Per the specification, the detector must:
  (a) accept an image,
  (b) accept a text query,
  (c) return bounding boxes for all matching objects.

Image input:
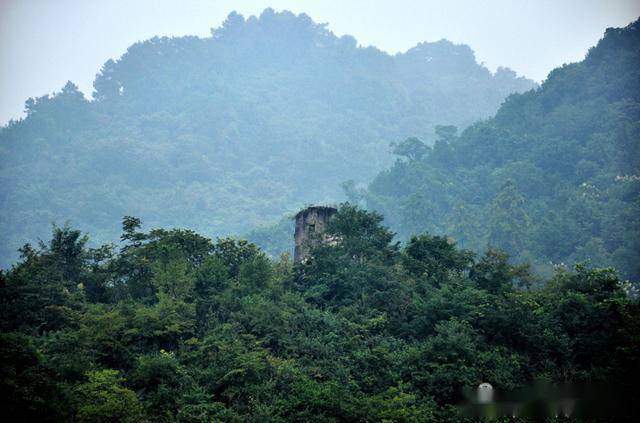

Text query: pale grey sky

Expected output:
[1,0,639,125]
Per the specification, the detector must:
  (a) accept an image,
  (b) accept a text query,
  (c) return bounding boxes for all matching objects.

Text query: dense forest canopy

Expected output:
[2,9,639,421]
[0,8,535,268]
[359,19,640,281]
[1,205,638,421]
[254,18,640,281]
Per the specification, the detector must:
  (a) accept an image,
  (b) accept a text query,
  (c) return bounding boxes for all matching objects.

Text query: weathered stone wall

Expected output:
[294,206,337,262]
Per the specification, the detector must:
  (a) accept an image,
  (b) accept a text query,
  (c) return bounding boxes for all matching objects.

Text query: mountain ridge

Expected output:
[0,9,536,267]
[361,17,640,280]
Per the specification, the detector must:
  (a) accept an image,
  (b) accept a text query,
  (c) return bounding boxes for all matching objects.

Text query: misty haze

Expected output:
[1,1,639,421]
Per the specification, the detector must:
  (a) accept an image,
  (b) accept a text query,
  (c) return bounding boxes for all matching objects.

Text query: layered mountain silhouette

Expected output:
[0,9,535,266]
[360,18,640,280]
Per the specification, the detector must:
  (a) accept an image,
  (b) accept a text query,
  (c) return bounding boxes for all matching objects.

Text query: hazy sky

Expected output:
[1,0,639,125]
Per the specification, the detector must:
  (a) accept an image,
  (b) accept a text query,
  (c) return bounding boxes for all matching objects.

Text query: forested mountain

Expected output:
[2,206,638,421]
[352,18,640,280]
[0,9,535,268]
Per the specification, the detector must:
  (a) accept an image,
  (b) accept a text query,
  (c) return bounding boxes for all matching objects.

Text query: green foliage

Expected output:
[130,351,189,420]
[0,9,535,268]
[1,205,638,420]
[403,234,474,283]
[0,333,62,421]
[364,18,640,280]
[413,318,482,402]
[488,179,529,256]
[73,369,144,422]
[1,16,638,421]
[470,249,533,294]
[392,137,431,161]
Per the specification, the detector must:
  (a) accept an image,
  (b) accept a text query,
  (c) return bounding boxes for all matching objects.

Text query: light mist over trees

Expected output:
[1,7,639,422]
[0,9,535,268]
[362,19,640,281]
[253,18,640,282]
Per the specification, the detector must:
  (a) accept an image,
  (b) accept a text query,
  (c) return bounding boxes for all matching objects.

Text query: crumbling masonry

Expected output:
[294,206,337,262]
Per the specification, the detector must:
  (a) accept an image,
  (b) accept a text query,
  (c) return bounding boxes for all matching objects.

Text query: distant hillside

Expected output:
[0,9,535,267]
[360,19,640,280]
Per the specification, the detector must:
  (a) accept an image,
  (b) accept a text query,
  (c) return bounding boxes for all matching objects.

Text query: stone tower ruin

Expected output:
[294,205,337,262]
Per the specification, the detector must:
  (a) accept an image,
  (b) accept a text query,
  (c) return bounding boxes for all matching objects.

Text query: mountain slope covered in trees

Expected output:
[2,206,638,421]
[355,18,640,280]
[0,9,535,268]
